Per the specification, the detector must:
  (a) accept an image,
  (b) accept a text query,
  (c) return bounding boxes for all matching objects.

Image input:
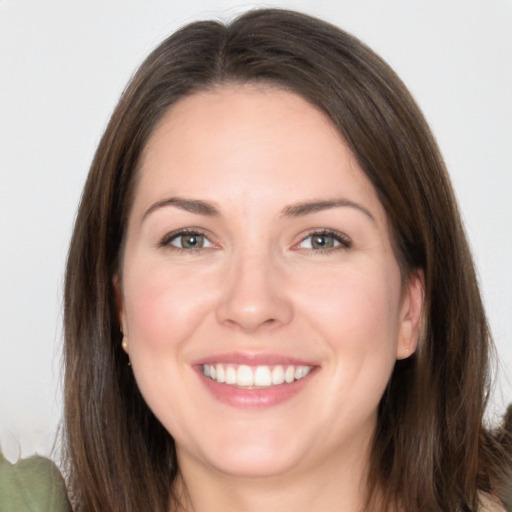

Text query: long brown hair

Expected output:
[63,9,511,511]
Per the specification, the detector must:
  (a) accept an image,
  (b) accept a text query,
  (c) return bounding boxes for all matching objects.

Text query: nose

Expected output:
[215,250,294,333]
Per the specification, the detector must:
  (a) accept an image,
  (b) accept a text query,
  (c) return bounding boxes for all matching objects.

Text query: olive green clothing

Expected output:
[0,452,70,512]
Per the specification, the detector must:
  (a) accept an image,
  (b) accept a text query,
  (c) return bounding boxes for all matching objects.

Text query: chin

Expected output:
[178,424,307,479]
[206,450,299,479]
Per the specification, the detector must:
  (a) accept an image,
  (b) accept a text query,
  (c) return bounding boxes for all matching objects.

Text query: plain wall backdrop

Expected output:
[1,0,511,463]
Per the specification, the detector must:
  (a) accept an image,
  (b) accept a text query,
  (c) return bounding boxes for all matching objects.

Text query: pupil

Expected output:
[312,235,332,249]
[183,235,202,248]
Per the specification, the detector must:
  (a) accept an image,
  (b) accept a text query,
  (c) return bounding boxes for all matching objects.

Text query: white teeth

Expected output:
[216,364,225,383]
[225,365,237,384]
[271,365,285,385]
[285,365,295,383]
[295,366,307,380]
[237,365,254,386]
[254,366,272,387]
[202,363,313,387]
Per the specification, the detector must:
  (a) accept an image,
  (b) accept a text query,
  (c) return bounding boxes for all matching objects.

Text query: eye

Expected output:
[297,230,351,251]
[161,230,214,250]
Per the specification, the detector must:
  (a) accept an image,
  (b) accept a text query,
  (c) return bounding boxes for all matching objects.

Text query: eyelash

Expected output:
[158,228,352,253]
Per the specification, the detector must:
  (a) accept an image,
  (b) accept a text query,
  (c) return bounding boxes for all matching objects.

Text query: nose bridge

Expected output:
[216,243,293,332]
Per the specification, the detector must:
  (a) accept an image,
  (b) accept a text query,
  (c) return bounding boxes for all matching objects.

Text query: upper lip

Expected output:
[191,351,319,367]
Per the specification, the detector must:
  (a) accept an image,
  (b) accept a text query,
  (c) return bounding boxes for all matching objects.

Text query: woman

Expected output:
[63,8,512,512]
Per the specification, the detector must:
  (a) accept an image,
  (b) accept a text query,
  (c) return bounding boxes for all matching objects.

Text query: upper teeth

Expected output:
[202,364,312,387]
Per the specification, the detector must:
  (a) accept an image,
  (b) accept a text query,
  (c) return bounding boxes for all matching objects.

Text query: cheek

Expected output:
[316,266,402,411]
[122,261,214,356]
[120,262,210,434]
[303,264,402,351]
[298,260,402,407]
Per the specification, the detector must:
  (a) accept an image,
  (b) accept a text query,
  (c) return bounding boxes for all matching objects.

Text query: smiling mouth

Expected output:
[202,363,313,388]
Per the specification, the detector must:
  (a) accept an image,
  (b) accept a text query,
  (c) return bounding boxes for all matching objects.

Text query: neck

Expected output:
[174,440,373,512]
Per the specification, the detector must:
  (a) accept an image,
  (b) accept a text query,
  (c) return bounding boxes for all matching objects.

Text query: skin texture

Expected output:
[116,85,424,512]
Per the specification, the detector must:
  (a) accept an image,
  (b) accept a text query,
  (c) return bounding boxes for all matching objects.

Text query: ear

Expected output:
[396,269,425,360]
[113,274,128,341]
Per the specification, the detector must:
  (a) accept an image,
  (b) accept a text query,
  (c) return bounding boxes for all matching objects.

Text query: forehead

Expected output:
[134,84,386,225]
[142,84,348,169]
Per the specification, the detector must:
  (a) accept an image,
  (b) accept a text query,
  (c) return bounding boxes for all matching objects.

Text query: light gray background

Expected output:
[1,0,511,463]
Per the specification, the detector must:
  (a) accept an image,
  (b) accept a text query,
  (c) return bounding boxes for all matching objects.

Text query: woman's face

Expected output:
[116,85,423,480]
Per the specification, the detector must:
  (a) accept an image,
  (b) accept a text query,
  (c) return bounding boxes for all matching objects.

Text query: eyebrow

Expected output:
[142,197,220,220]
[281,199,375,222]
[142,196,375,223]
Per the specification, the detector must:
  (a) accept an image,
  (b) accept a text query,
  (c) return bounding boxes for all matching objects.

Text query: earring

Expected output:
[121,337,131,366]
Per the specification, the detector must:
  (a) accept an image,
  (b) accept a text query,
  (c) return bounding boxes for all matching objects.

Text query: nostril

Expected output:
[221,314,279,333]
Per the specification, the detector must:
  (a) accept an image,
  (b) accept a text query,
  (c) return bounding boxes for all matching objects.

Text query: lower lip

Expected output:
[196,368,316,408]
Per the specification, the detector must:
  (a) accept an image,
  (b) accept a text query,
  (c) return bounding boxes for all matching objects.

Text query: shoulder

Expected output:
[0,452,71,512]
[478,492,507,512]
